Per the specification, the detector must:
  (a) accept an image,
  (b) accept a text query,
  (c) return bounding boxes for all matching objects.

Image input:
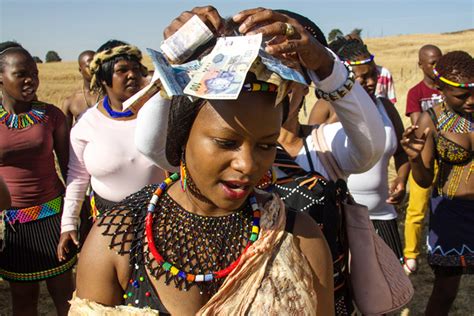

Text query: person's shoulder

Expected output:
[408,81,424,93]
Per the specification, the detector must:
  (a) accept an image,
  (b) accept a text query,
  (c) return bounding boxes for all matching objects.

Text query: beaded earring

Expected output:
[180,151,187,192]
[256,167,277,190]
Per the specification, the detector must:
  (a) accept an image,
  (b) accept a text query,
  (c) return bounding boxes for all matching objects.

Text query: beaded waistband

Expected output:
[3,196,62,225]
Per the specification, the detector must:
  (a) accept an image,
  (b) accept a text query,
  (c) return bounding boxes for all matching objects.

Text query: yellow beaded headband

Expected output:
[343,54,375,66]
[433,66,474,88]
[89,45,143,91]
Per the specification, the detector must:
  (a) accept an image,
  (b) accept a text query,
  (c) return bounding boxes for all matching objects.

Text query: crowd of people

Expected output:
[0,5,473,316]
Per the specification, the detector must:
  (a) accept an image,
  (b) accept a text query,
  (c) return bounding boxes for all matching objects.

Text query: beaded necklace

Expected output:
[438,104,473,133]
[0,102,46,129]
[145,173,261,288]
[103,95,134,118]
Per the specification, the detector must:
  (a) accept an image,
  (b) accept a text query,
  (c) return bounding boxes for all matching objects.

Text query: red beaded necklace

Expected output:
[145,173,261,283]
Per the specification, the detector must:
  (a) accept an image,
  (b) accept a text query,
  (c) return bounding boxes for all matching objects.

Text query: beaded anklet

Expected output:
[145,173,261,283]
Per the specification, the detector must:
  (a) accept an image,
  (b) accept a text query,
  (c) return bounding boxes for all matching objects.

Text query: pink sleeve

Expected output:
[61,119,91,233]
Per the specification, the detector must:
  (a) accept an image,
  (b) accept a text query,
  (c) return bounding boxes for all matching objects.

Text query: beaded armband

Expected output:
[314,63,355,102]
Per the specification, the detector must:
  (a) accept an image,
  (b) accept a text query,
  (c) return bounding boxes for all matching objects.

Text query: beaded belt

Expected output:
[3,196,62,225]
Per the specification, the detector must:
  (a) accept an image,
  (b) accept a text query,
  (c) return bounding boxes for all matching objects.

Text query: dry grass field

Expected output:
[1,30,473,315]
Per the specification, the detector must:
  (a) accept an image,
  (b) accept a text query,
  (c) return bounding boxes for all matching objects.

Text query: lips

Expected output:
[220,180,251,200]
[22,87,36,96]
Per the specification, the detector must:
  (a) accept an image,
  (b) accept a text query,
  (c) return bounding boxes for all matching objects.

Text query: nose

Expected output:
[231,145,259,177]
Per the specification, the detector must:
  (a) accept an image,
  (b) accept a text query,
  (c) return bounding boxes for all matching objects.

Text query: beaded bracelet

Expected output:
[314,62,355,102]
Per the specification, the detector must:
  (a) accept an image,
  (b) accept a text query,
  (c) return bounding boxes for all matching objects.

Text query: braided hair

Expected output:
[94,39,145,93]
[275,10,328,47]
[329,37,371,61]
[435,51,474,87]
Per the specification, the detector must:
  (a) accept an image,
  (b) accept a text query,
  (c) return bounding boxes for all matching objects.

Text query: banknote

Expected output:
[183,34,263,99]
[147,48,184,96]
[160,15,214,63]
[258,49,307,85]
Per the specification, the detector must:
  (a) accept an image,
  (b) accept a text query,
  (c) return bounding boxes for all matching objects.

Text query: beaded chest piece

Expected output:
[144,173,261,294]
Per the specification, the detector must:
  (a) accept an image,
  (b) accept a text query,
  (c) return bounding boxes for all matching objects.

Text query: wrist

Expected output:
[312,51,334,80]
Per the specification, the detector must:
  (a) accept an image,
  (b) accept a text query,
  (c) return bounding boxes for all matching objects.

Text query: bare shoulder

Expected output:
[76,213,132,306]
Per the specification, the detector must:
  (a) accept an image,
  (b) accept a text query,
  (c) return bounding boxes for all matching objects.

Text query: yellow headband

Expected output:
[89,45,143,91]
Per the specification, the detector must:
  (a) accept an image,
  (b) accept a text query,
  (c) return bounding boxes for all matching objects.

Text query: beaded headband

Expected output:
[343,54,375,66]
[241,82,278,93]
[89,44,143,92]
[432,67,474,88]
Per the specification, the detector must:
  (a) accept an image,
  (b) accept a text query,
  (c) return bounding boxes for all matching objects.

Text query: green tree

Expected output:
[45,50,61,63]
[32,56,43,63]
[328,28,343,43]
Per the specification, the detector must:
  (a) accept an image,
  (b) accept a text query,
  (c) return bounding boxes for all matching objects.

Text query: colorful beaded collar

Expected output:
[343,54,375,66]
[433,67,474,88]
[0,102,46,129]
[145,173,261,283]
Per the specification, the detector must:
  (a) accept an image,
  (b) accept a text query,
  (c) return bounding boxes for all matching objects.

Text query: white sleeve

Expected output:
[61,122,91,233]
[134,93,178,172]
[307,58,385,176]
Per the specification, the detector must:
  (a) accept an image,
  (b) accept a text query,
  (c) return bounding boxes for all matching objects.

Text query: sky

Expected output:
[1,0,473,61]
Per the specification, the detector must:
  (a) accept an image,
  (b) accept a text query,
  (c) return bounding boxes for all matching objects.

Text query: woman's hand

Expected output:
[163,6,224,39]
[233,8,334,79]
[400,125,430,161]
[386,177,406,205]
[57,230,79,261]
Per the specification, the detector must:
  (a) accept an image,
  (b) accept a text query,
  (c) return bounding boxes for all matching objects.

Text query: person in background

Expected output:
[403,44,443,274]
[401,50,473,316]
[61,50,98,128]
[312,37,409,261]
[0,43,75,316]
[57,40,165,262]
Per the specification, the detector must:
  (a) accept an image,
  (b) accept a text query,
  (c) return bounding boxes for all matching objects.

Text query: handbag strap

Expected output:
[303,138,315,173]
[311,124,346,182]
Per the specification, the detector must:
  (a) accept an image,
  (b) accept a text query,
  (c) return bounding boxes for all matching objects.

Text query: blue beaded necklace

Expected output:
[103,95,134,118]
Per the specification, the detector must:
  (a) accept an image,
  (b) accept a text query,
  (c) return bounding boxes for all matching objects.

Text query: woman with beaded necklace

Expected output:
[0,44,75,316]
[70,6,342,316]
[401,51,474,315]
[57,40,165,262]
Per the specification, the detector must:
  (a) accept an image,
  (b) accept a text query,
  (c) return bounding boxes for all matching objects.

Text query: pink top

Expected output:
[62,105,164,232]
[0,104,65,208]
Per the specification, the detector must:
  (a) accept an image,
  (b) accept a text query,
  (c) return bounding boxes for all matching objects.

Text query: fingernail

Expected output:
[265,46,274,54]
[233,14,242,21]
[238,23,247,33]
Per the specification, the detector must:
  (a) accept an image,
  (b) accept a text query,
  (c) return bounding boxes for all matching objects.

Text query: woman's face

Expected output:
[185,92,282,211]
[441,83,474,114]
[0,51,39,104]
[103,59,143,102]
[352,61,378,97]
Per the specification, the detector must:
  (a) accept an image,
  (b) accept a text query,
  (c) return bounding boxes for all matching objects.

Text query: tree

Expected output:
[45,51,61,63]
[32,56,43,63]
[327,28,343,43]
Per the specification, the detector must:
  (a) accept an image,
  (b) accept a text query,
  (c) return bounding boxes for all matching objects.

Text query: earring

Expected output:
[180,152,187,192]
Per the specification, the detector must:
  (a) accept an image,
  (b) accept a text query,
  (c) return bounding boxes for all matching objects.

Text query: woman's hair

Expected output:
[329,37,371,61]
[95,39,143,89]
[275,10,328,47]
[0,41,28,72]
[435,51,474,86]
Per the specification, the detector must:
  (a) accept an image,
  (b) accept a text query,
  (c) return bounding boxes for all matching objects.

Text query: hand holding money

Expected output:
[233,8,334,80]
